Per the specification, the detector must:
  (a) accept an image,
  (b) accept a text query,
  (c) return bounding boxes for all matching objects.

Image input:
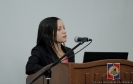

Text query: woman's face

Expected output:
[56,19,67,43]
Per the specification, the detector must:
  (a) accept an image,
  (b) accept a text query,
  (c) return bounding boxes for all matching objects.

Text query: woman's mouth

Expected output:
[63,35,67,38]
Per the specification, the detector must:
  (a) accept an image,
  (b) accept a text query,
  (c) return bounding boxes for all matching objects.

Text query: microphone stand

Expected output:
[27,41,85,84]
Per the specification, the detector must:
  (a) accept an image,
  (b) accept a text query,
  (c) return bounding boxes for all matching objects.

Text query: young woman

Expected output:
[26,17,75,75]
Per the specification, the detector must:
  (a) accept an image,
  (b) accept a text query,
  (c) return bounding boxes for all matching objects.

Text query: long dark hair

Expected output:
[37,16,60,48]
[37,17,61,60]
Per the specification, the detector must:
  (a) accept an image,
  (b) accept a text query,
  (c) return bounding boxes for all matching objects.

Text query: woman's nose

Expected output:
[62,29,66,34]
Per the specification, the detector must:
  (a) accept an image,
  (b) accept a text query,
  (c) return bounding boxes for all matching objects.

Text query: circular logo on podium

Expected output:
[109,66,119,76]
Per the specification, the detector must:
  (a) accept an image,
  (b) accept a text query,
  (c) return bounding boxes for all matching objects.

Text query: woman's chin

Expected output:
[58,39,67,43]
[63,39,67,42]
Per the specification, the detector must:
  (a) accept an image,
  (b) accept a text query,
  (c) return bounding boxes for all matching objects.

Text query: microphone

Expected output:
[74,36,92,42]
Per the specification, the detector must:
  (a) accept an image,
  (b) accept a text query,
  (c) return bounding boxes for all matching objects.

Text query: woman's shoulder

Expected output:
[31,45,43,50]
[61,45,71,51]
[62,45,74,53]
[31,45,48,52]
[65,46,71,50]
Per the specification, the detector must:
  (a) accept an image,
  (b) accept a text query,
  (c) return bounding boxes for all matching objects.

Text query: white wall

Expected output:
[0,0,133,84]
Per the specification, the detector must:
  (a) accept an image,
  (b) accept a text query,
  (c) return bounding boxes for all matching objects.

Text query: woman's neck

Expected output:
[54,43,62,52]
[54,43,67,62]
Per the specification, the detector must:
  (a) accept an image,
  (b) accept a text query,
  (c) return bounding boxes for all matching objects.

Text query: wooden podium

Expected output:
[26,59,133,84]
